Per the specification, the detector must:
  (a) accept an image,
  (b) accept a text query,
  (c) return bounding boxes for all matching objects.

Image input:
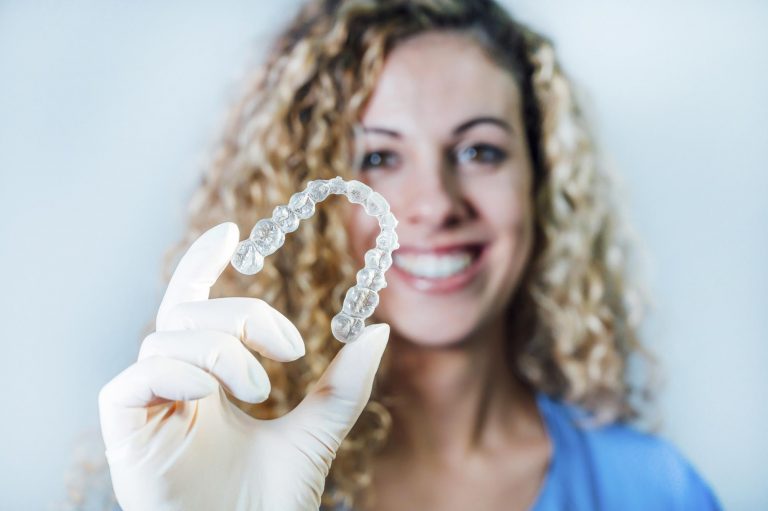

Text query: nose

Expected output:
[399,157,470,229]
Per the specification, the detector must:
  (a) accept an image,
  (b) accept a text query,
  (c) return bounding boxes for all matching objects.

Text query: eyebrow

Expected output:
[361,116,513,139]
[453,116,512,135]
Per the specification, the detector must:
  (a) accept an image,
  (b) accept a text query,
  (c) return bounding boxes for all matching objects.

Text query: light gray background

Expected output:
[0,1,765,509]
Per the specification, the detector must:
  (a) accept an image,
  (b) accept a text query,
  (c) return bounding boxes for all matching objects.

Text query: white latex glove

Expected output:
[98,222,390,511]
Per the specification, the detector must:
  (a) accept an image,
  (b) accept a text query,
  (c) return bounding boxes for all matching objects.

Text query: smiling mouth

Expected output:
[392,244,485,280]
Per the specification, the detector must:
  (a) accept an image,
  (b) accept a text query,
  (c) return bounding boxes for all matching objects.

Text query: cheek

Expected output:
[344,175,403,258]
[472,174,532,232]
[357,174,404,218]
[345,205,380,260]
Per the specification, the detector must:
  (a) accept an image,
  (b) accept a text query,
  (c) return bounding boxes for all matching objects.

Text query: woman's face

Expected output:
[347,30,535,347]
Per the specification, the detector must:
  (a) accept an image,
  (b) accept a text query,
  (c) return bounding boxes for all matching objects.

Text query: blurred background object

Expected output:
[0,1,765,509]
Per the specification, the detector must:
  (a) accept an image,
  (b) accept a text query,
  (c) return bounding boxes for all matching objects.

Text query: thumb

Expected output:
[287,323,390,450]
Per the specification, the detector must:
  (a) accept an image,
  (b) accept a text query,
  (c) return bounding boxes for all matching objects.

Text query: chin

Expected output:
[375,307,483,349]
[400,332,470,348]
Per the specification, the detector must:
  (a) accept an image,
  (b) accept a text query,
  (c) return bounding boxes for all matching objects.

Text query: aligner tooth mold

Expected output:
[231,177,398,343]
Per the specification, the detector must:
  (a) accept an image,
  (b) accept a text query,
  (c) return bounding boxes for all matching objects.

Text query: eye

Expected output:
[455,144,507,166]
[360,150,399,171]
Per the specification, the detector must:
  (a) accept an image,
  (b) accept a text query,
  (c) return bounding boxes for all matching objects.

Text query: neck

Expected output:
[379,318,541,467]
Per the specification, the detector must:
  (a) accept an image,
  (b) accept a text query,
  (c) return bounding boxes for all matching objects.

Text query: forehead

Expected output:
[361,31,522,134]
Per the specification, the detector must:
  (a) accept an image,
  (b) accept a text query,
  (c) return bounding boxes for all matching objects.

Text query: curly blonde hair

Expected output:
[119,0,654,509]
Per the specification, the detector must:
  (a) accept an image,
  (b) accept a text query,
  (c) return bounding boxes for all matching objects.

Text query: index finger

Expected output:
[156,222,240,330]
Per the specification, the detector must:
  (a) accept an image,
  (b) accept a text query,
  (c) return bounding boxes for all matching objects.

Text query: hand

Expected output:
[98,222,390,510]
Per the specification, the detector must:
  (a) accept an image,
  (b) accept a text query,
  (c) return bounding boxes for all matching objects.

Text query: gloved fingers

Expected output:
[286,323,389,449]
[158,296,305,361]
[98,356,218,447]
[138,329,270,405]
[156,222,240,331]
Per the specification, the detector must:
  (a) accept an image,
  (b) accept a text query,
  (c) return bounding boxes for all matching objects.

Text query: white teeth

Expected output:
[393,250,475,279]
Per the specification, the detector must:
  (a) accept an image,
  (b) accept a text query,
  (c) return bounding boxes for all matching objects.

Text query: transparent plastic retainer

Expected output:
[230,177,398,343]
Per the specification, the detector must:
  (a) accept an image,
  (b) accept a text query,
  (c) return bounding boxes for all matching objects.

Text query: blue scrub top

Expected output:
[326,392,722,511]
[531,392,722,510]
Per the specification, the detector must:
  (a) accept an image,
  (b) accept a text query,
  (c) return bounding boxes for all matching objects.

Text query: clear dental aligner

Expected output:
[230,176,399,343]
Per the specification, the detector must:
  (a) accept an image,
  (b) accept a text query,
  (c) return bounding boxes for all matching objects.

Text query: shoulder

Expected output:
[537,394,723,510]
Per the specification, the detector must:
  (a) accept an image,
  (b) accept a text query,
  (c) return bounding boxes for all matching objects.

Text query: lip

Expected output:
[390,243,488,294]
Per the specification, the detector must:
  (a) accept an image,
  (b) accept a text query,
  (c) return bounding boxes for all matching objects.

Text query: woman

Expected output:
[97,0,722,509]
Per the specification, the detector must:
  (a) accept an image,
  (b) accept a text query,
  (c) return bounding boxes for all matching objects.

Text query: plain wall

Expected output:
[0,1,765,509]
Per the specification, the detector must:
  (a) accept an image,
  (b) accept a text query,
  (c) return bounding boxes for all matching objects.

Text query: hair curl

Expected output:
[70,1,657,509]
